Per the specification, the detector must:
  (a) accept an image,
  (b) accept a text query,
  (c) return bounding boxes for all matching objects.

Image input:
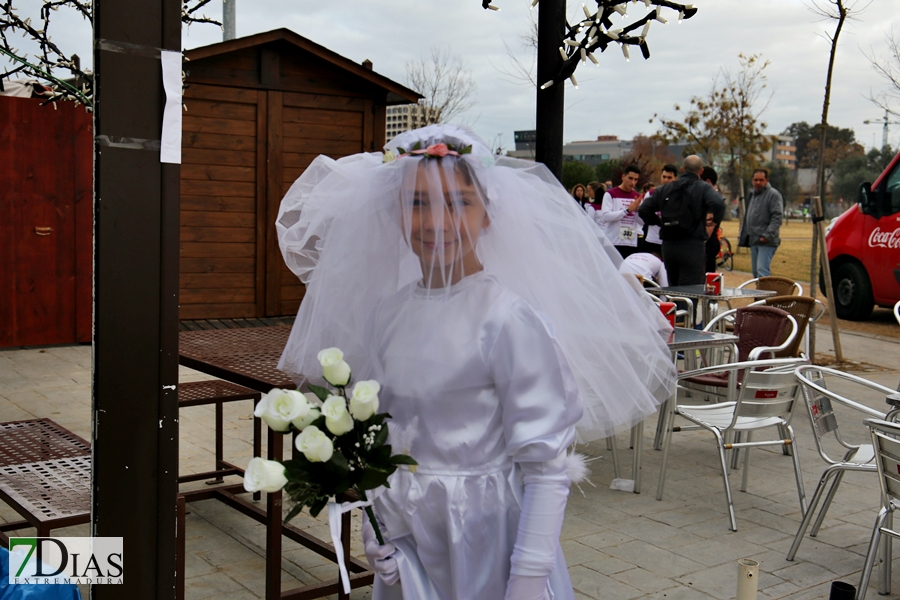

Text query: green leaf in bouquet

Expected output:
[358,465,392,491]
[284,458,312,479]
[309,495,330,518]
[306,383,330,402]
[412,141,422,151]
[460,145,473,155]
[389,454,418,466]
[326,451,351,476]
[396,147,406,155]
[284,503,306,524]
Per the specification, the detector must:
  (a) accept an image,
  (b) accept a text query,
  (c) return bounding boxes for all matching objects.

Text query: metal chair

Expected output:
[652,306,798,452]
[857,418,900,599]
[738,275,803,297]
[750,296,826,359]
[786,366,896,561]
[656,357,807,531]
[682,306,799,395]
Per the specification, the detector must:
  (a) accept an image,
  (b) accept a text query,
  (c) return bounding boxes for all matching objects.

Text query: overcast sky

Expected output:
[9,0,900,152]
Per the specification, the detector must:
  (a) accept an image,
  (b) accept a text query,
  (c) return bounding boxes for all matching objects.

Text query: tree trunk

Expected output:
[810,0,847,360]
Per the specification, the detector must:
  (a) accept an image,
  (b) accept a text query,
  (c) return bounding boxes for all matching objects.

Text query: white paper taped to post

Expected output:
[160,50,183,164]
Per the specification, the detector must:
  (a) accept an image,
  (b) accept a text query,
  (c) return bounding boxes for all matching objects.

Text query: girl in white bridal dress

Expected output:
[276,124,674,600]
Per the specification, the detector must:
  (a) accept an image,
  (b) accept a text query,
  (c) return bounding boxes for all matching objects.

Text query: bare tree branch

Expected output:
[0,0,220,106]
[405,48,477,124]
[864,27,900,117]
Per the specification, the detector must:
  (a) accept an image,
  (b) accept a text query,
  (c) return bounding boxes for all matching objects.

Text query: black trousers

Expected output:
[662,239,706,286]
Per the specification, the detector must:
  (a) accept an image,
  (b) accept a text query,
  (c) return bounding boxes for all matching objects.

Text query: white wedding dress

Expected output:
[365,271,581,600]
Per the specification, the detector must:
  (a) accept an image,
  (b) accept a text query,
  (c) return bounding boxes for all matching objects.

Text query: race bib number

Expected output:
[619,225,636,243]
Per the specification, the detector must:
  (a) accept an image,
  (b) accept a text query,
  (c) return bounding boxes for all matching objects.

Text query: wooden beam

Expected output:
[92,0,181,597]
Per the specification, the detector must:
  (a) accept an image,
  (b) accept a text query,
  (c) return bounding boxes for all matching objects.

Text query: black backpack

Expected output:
[659,179,699,239]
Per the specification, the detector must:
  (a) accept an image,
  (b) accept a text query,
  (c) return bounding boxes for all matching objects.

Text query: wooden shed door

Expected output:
[265,91,372,316]
[0,97,92,347]
[180,85,266,320]
[180,86,376,319]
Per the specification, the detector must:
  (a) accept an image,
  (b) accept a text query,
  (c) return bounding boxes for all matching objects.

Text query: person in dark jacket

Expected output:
[702,166,724,272]
[639,155,725,285]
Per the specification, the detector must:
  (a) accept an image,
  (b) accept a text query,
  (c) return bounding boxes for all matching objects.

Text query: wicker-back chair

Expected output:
[681,306,797,393]
[753,296,825,358]
[739,275,802,297]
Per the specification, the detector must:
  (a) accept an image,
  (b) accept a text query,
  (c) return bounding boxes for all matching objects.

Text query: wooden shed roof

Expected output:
[185,28,421,105]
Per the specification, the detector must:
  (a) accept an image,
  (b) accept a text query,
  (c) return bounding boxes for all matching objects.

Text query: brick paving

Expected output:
[1,324,899,599]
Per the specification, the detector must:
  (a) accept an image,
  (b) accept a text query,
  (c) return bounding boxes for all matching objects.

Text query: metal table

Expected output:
[179,325,297,391]
[179,326,373,600]
[628,327,738,494]
[646,285,775,327]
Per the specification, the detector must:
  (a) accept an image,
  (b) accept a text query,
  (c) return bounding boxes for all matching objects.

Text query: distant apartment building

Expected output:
[386,104,442,142]
[506,132,687,165]
[766,134,797,169]
[563,135,633,166]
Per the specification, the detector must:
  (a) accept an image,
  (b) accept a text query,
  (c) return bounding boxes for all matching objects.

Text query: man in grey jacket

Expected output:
[739,169,783,277]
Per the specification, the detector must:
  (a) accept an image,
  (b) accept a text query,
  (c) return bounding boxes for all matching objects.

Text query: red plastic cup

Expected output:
[658,301,676,329]
[705,272,723,295]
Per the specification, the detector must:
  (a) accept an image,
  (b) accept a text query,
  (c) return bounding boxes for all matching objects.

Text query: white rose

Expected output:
[243,457,288,493]
[350,380,381,421]
[318,347,352,387]
[291,393,321,430]
[322,395,354,435]
[295,425,334,462]
[254,389,310,432]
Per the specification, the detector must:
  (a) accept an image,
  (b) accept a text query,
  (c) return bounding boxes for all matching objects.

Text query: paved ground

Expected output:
[1,323,899,599]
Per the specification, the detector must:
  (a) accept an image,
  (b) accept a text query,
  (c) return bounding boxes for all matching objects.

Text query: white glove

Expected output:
[362,513,400,586]
[505,454,570,600]
[504,574,549,600]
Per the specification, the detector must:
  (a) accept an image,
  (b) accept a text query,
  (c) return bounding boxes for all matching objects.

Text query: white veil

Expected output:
[276,124,674,441]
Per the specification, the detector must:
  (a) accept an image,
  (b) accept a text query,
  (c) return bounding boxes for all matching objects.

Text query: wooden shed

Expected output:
[180,29,420,320]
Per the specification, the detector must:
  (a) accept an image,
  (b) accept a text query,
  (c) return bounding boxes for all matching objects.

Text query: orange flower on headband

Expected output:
[392,140,473,160]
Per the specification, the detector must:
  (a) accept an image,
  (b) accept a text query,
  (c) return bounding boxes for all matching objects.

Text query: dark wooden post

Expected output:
[92,0,181,597]
[535,0,566,181]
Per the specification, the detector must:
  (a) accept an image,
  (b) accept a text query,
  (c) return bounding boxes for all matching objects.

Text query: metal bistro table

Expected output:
[179,326,374,600]
[629,327,738,494]
[646,285,775,328]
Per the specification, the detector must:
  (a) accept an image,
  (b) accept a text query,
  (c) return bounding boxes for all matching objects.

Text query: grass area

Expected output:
[719,219,818,285]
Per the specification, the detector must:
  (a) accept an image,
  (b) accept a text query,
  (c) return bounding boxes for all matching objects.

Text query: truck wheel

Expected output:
[831,262,874,321]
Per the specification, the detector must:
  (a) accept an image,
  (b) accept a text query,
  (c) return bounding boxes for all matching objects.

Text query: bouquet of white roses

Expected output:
[243,347,416,546]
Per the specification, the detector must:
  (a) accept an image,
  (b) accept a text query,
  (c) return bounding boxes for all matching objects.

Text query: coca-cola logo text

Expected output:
[868,227,900,249]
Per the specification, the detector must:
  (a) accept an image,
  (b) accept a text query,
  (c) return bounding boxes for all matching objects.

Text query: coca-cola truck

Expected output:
[824,150,900,320]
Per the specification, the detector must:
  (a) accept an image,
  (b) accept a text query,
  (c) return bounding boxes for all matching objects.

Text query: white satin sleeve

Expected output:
[483,298,578,588]
[484,297,582,463]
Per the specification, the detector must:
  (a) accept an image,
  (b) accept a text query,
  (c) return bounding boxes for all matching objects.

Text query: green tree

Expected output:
[831,145,896,202]
[782,121,857,166]
[831,154,878,203]
[562,160,595,192]
[594,160,622,186]
[868,145,897,171]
